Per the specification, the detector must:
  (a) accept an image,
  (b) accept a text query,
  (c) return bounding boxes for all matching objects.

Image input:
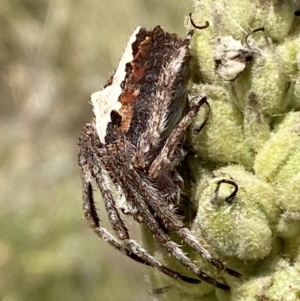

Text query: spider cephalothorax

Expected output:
[78,25,240,290]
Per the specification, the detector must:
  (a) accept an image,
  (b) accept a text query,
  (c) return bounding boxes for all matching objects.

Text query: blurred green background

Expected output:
[0,0,192,300]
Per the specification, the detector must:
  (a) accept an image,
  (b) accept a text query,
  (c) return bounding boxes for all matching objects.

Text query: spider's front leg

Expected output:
[148,96,208,178]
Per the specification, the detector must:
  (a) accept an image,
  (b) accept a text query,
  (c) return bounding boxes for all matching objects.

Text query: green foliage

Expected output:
[188,1,300,300]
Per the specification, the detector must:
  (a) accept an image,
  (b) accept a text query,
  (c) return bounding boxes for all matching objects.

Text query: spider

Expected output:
[78,24,240,290]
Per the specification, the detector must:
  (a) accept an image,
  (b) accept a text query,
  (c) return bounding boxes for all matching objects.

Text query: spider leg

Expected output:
[148,96,207,178]
[131,179,241,278]
[139,177,241,278]
[89,141,241,281]
[98,228,201,284]
[78,129,201,284]
[140,94,241,278]
[176,227,241,277]
[82,173,199,284]
[130,195,231,290]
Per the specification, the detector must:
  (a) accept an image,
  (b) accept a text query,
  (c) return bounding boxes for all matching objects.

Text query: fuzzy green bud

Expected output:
[254,112,300,181]
[189,84,254,168]
[192,166,273,261]
[232,260,300,301]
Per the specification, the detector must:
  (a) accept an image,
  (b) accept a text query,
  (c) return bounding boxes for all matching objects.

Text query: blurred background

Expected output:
[0,0,192,300]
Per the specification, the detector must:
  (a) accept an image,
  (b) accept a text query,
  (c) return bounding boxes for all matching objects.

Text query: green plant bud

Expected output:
[191,210,262,283]
[192,170,272,260]
[189,84,254,167]
[193,1,259,39]
[277,36,300,78]
[254,111,300,180]
[277,213,300,238]
[232,45,289,116]
[231,262,300,301]
[254,238,284,274]
[249,46,289,115]
[230,275,272,301]
[274,145,300,219]
[190,23,219,82]
[254,1,294,42]
[283,233,300,260]
[231,258,300,301]
[287,77,300,111]
[194,1,294,41]
[215,165,280,224]
[243,92,271,153]
[189,2,263,83]
[275,143,300,185]
[264,265,300,300]
[191,2,293,116]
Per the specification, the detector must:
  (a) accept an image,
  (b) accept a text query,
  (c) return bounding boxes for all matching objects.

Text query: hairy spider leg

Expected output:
[127,187,231,290]
[145,96,241,277]
[148,96,207,178]
[93,147,232,290]
[78,129,201,284]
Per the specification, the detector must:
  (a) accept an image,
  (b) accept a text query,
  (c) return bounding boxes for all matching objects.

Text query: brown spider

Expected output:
[78,25,240,290]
